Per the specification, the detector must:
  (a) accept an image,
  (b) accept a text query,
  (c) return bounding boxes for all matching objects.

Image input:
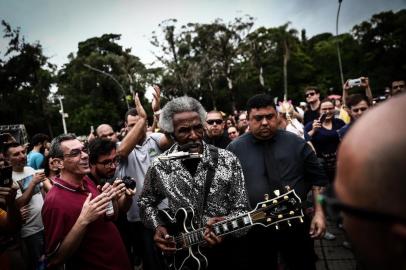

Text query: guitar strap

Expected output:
[202,145,219,212]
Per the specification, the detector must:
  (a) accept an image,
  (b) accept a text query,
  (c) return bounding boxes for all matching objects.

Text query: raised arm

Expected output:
[116,93,147,158]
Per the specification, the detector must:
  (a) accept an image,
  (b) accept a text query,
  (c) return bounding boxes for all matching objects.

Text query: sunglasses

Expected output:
[206,119,223,125]
[318,194,406,223]
[252,113,275,122]
[351,107,368,113]
[305,92,316,97]
[64,147,89,158]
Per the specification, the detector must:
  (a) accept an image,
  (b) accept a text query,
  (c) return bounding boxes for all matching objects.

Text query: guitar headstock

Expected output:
[249,187,304,230]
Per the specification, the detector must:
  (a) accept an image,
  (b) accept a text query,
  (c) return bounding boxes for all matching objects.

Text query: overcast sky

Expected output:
[1,0,405,69]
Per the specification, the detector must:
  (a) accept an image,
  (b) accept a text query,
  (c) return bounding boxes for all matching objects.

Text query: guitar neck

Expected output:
[181,212,254,247]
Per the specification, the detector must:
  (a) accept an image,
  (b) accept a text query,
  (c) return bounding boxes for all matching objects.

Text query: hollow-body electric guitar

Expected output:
[159,188,304,270]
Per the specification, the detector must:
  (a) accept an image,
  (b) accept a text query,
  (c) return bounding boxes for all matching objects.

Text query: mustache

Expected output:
[178,141,202,152]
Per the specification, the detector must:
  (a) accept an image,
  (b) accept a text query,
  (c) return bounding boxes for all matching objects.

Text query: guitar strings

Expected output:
[171,201,302,245]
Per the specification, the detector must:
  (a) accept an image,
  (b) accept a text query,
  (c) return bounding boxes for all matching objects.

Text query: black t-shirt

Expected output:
[303,106,320,125]
[203,133,231,149]
[227,130,328,206]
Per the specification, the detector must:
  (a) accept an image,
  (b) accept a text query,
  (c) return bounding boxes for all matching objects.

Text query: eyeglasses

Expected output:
[318,194,406,223]
[252,113,275,122]
[305,92,316,97]
[206,119,223,125]
[97,156,120,168]
[351,107,368,113]
[63,147,89,158]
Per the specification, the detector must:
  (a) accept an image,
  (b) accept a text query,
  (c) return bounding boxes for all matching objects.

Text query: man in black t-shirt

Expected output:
[303,86,321,125]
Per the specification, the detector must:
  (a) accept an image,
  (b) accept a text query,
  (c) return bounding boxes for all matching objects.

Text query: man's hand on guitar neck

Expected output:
[204,217,224,246]
[154,225,176,255]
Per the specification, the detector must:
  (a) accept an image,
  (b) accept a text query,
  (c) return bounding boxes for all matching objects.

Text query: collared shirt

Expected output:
[227,130,327,207]
[139,142,250,229]
[41,176,131,270]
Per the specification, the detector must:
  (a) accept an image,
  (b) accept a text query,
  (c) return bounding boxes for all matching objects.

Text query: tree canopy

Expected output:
[1,9,405,136]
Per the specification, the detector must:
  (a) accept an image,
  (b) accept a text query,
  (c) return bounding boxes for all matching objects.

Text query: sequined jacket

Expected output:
[139,142,250,229]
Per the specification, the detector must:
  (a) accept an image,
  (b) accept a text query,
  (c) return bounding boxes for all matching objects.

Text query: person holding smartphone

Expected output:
[305,99,345,183]
[304,99,345,241]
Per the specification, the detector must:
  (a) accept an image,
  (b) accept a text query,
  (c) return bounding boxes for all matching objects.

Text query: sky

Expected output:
[1,0,405,70]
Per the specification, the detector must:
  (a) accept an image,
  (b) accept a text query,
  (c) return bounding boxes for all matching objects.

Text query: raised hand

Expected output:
[133,92,147,119]
[152,85,161,113]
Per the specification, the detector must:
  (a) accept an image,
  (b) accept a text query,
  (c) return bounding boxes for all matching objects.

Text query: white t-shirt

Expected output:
[116,133,164,222]
[13,166,44,238]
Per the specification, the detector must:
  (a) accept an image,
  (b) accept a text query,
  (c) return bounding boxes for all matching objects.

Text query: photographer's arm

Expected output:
[117,188,135,213]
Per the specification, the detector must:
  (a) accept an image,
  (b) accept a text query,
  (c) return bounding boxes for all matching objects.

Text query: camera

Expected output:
[347,78,365,88]
[121,176,136,190]
[0,165,13,187]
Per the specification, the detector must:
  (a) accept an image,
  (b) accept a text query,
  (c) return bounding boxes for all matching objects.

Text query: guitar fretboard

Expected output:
[179,213,252,248]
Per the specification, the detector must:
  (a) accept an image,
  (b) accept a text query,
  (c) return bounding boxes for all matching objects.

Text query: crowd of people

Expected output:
[0,79,405,270]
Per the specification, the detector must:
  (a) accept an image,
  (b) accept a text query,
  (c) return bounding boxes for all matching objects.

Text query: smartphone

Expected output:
[319,113,327,123]
[0,165,13,187]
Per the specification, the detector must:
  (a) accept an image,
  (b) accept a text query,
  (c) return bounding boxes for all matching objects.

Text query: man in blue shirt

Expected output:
[27,133,50,170]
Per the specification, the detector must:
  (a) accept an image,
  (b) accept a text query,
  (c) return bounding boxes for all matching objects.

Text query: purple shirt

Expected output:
[42,176,131,270]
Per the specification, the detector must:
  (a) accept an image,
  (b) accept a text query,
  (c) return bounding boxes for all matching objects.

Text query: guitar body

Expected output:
[158,189,304,270]
[159,207,208,270]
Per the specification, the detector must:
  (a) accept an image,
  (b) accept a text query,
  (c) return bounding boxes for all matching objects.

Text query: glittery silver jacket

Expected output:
[139,142,250,229]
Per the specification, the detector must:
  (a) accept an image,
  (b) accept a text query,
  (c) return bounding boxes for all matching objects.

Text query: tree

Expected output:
[57,34,151,134]
[0,20,59,137]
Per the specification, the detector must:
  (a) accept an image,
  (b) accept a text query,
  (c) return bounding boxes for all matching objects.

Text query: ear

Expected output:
[53,158,64,169]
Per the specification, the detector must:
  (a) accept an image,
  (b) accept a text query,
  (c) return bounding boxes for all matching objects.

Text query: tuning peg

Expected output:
[299,217,304,223]
[289,211,294,215]
[273,189,280,196]
[278,214,283,219]
[262,203,266,208]
[264,193,269,200]
[285,185,291,191]
[283,195,289,200]
[287,221,291,227]
[272,199,278,204]
[267,218,272,223]
[275,224,279,230]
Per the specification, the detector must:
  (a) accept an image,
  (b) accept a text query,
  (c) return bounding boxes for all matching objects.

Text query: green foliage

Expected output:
[1,9,405,138]
[0,20,59,137]
[57,34,151,134]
